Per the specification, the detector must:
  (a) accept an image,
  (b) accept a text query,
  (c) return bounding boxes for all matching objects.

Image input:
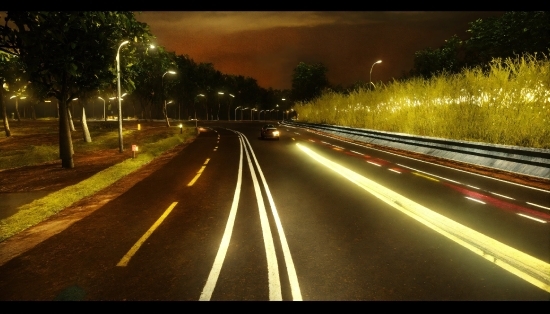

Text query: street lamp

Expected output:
[228,93,235,121]
[98,97,106,121]
[276,104,279,120]
[198,94,206,120]
[250,108,255,121]
[217,91,224,120]
[116,40,129,152]
[162,70,176,126]
[235,106,241,121]
[241,107,248,120]
[370,60,382,89]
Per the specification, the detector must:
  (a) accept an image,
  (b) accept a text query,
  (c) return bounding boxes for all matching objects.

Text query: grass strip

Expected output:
[0,130,194,242]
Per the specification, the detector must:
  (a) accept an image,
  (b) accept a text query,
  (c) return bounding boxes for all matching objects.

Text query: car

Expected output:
[260,124,280,140]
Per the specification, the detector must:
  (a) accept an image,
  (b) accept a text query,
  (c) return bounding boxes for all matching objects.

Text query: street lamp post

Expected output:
[228,93,234,121]
[98,97,106,121]
[235,106,241,121]
[370,60,382,89]
[116,40,129,152]
[217,91,224,120]
[250,108,255,121]
[241,107,248,120]
[162,70,176,127]
[198,94,206,120]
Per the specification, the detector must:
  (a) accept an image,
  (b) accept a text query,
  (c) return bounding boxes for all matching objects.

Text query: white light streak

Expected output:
[517,213,547,224]
[465,197,486,204]
[527,202,550,211]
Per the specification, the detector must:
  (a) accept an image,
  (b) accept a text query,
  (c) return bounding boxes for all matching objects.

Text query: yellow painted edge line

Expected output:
[188,166,206,186]
[204,158,210,165]
[413,172,439,182]
[117,202,178,267]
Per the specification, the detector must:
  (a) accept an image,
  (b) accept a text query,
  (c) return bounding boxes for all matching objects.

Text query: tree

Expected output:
[291,62,330,102]
[0,52,23,136]
[0,11,153,168]
[409,35,464,79]
[464,11,550,69]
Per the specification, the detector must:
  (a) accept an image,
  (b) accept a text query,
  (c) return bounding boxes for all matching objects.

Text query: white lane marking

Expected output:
[367,161,381,167]
[526,202,550,211]
[296,143,550,293]
[389,169,401,174]
[240,133,282,301]
[350,150,364,156]
[467,185,480,190]
[240,132,303,301]
[517,213,547,223]
[465,197,486,204]
[306,129,549,193]
[200,135,244,301]
[490,192,515,200]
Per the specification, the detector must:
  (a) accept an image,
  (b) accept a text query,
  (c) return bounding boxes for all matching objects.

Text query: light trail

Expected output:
[303,128,549,193]
[296,143,550,293]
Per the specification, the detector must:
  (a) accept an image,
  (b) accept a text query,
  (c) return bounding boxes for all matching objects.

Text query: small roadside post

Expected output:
[132,145,138,159]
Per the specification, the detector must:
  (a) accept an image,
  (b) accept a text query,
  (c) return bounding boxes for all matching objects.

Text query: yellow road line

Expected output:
[413,172,439,182]
[117,202,178,267]
[188,166,206,186]
[204,158,210,165]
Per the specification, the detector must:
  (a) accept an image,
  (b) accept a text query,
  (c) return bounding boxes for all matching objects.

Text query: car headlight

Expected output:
[273,131,280,136]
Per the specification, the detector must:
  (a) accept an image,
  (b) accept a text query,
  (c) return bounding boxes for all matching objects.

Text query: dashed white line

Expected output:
[490,192,515,200]
[367,161,381,167]
[465,197,486,204]
[517,213,547,223]
[526,202,550,211]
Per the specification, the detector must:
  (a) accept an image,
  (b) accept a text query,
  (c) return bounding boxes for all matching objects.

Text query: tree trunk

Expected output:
[163,102,170,127]
[68,104,76,131]
[1,88,11,137]
[81,105,92,143]
[15,97,21,122]
[31,103,37,120]
[59,99,74,168]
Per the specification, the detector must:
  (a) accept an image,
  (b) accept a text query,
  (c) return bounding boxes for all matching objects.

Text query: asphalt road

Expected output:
[0,121,549,300]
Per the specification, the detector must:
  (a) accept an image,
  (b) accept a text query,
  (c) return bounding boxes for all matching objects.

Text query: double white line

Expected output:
[200,130,302,301]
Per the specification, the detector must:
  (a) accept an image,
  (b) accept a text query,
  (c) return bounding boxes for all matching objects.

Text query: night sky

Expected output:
[135,11,505,90]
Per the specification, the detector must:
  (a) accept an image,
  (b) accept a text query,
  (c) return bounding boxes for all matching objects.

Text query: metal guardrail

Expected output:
[282,121,550,180]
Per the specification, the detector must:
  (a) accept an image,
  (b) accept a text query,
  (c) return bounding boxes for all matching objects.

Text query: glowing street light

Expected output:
[116,40,129,152]
[217,91,224,120]
[235,106,241,121]
[370,60,382,89]
[98,97,106,121]
[198,94,207,120]
[241,107,248,120]
[162,70,176,126]
[228,93,235,121]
